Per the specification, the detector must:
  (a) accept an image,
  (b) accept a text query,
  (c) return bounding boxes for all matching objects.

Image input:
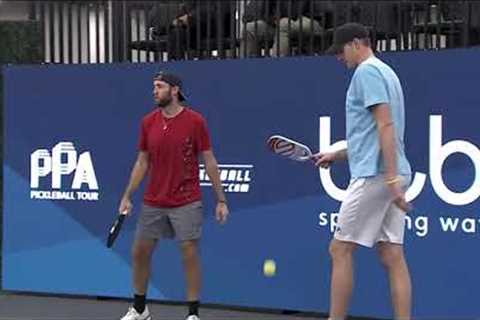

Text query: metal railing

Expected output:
[32,1,112,63]
[20,1,480,63]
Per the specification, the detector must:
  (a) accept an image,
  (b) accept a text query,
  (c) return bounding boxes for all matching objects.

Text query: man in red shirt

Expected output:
[118,72,229,320]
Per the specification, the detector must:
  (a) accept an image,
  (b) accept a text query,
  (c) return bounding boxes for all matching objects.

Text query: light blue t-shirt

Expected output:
[345,56,411,178]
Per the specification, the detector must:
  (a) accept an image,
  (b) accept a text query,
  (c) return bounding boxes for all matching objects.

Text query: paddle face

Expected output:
[267,135,313,162]
[106,214,126,248]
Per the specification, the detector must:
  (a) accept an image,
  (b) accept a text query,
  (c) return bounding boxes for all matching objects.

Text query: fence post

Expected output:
[111,0,127,62]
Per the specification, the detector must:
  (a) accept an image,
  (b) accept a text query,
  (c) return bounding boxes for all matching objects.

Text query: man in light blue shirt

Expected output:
[315,23,412,320]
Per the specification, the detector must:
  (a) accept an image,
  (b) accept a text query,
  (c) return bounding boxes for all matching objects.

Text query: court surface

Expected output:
[0,292,327,320]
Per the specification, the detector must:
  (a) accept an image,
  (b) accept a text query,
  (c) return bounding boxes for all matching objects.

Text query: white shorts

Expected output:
[334,175,411,248]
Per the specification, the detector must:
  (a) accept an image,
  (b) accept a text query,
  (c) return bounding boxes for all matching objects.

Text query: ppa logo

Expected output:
[318,115,480,206]
[30,142,99,201]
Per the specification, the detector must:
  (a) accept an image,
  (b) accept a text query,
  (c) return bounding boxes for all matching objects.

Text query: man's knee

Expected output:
[181,240,199,259]
[132,239,156,263]
[278,17,291,32]
[329,239,356,261]
[377,243,405,268]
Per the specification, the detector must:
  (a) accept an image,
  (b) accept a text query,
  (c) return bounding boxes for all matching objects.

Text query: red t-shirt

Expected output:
[138,107,212,207]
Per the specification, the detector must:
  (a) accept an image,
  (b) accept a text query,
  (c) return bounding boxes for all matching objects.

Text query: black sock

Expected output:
[188,300,199,316]
[134,294,146,313]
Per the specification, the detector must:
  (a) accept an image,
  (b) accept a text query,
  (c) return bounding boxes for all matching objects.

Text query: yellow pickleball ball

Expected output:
[263,259,276,277]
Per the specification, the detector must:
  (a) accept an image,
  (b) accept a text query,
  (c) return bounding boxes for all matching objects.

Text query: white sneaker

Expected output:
[120,306,152,320]
[185,315,200,320]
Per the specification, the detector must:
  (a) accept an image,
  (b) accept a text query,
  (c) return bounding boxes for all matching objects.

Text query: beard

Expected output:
[156,95,172,108]
[157,97,172,109]
[155,88,173,108]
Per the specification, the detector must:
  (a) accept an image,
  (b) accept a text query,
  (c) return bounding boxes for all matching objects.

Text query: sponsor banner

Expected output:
[199,164,253,193]
[3,48,480,319]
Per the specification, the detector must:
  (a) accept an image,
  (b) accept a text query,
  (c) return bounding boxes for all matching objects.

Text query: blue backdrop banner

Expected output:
[3,48,480,319]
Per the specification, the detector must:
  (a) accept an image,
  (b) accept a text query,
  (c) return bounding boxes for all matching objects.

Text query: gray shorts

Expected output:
[334,175,411,248]
[135,201,203,242]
